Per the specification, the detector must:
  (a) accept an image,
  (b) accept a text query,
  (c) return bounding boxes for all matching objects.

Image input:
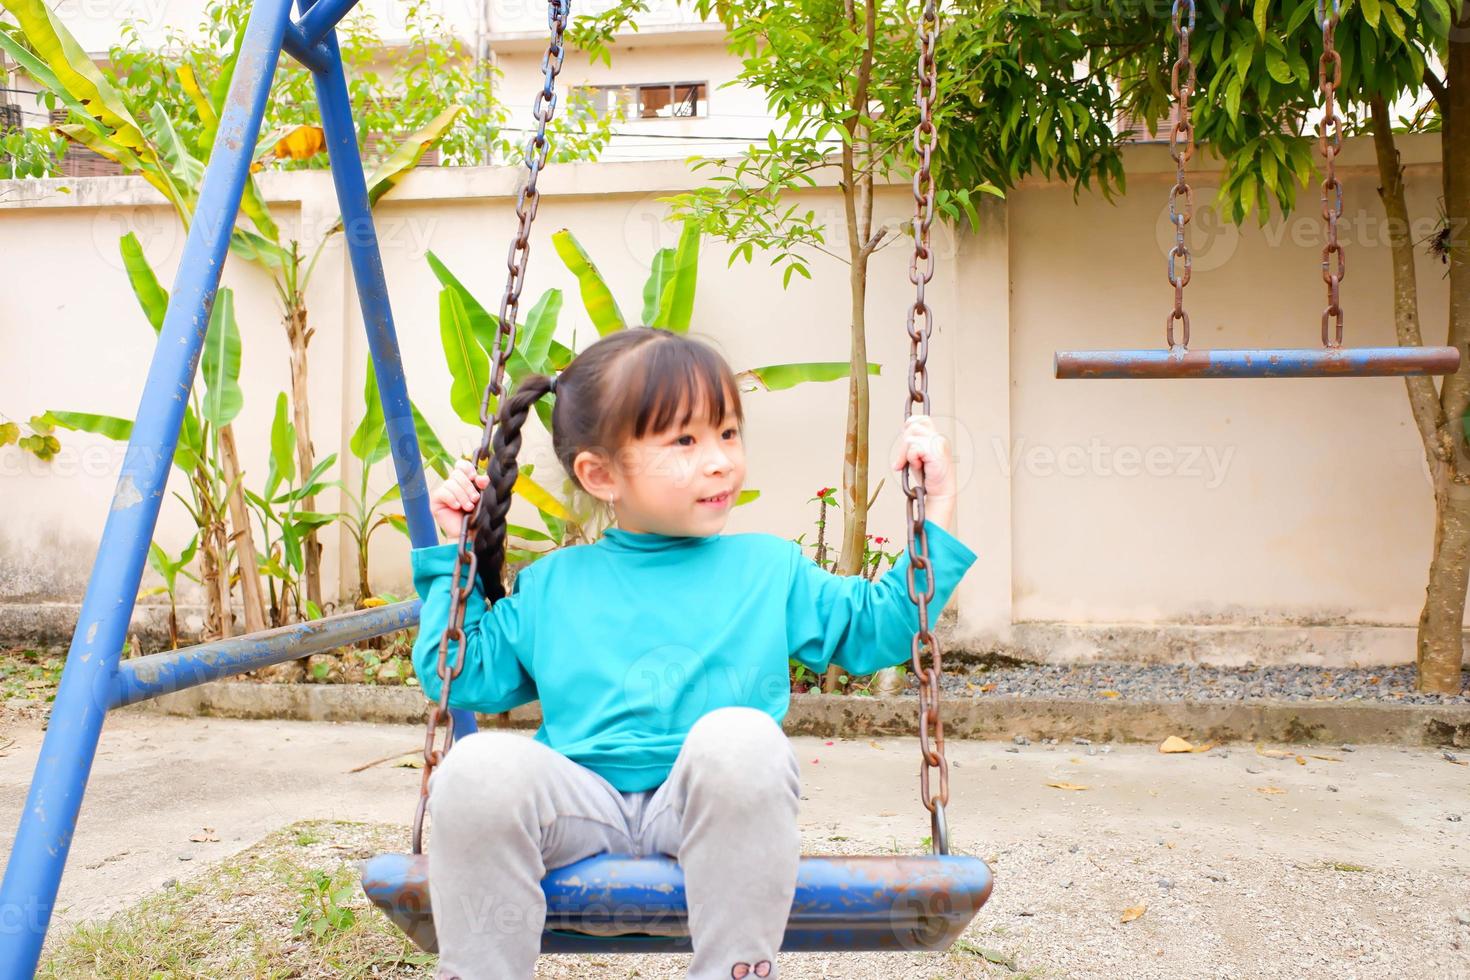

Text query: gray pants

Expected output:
[427,706,802,979]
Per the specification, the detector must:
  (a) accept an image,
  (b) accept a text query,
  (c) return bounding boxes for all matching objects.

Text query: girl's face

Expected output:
[576,400,746,537]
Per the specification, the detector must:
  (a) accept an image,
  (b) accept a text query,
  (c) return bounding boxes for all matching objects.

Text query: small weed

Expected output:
[952,938,1019,971]
[293,868,357,939]
[1327,861,1369,873]
[0,649,63,701]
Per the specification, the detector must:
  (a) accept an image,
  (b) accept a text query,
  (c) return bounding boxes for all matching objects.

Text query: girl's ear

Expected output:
[573,449,618,504]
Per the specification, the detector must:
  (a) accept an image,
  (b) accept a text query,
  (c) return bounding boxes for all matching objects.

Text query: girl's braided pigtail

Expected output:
[473,374,556,601]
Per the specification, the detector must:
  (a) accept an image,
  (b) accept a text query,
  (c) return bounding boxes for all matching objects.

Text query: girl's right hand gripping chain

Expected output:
[431,458,490,539]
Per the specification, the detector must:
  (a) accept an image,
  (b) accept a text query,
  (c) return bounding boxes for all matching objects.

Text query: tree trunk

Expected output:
[1371,93,1467,693]
[358,530,372,603]
[1424,13,1470,694]
[824,0,877,694]
[1421,482,1470,693]
[210,511,233,638]
[218,423,267,633]
[838,249,873,580]
[198,547,223,638]
[1370,97,1464,693]
[286,297,322,611]
[195,483,227,640]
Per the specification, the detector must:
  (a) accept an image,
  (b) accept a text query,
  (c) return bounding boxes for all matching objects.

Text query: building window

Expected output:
[579,82,707,119]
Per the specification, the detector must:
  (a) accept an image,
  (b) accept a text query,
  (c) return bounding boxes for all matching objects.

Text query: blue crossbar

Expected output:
[1054,345,1462,379]
[109,601,421,709]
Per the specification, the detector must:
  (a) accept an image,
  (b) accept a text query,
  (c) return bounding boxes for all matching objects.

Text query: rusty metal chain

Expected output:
[1165,0,1197,351]
[1318,0,1345,348]
[413,0,571,855]
[906,0,949,857]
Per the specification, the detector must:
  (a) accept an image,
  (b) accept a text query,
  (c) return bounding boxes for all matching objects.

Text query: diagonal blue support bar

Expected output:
[298,0,472,738]
[301,0,435,550]
[296,0,363,46]
[110,601,420,709]
[0,0,297,973]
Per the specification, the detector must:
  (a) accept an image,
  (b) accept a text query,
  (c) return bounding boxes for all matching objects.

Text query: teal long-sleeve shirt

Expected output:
[411,520,977,791]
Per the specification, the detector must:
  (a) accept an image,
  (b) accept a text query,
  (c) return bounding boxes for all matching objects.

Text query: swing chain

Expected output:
[1317,0,1345,348]
[1165,0,1197,351]
[413,0,572,856]
[907,0,949,856]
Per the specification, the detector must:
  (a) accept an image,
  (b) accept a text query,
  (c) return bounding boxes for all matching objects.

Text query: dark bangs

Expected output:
[604,332,744,444]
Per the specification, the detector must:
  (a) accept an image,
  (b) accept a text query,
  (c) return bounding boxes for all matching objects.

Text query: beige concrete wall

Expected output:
[0,135,1456,665]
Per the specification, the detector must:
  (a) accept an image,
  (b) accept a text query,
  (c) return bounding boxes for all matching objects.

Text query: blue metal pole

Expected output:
[0,0,296,973]
[302,1,435,550]
[110,601,420,709]
[298,0,472,737]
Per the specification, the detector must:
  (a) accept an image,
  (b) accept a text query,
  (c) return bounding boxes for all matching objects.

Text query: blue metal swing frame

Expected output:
[0,1,992,973]
[0,0,479,972]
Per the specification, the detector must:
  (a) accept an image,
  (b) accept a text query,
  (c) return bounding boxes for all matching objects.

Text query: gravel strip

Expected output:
[911,662,1469,706]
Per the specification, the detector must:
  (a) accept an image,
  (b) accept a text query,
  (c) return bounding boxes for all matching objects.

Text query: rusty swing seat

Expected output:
[362,850,993,953]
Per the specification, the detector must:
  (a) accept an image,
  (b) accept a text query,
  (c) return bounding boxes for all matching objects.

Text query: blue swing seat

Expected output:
[361,850,992,953]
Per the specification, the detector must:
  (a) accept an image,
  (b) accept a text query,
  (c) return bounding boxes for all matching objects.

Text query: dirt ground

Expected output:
[1,708,1468,978]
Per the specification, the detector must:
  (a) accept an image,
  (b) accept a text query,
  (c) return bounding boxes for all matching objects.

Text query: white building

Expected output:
[3,0,780,165]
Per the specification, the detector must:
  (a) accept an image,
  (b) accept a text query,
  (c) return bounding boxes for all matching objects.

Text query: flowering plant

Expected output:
[789,486,904,694]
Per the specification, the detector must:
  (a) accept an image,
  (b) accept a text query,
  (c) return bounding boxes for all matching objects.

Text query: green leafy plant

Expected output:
[0,413,61,461]
[0,650,64,702]
[792,482,902,695]
[292,868,357,939]
[243,393,340,626]
[0,124,65,178]
[788,659,819,694]
[141,536,200,650]
[341,358,452,603]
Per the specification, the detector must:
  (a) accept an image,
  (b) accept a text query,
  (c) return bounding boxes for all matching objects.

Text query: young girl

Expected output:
[413,326,976,980]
